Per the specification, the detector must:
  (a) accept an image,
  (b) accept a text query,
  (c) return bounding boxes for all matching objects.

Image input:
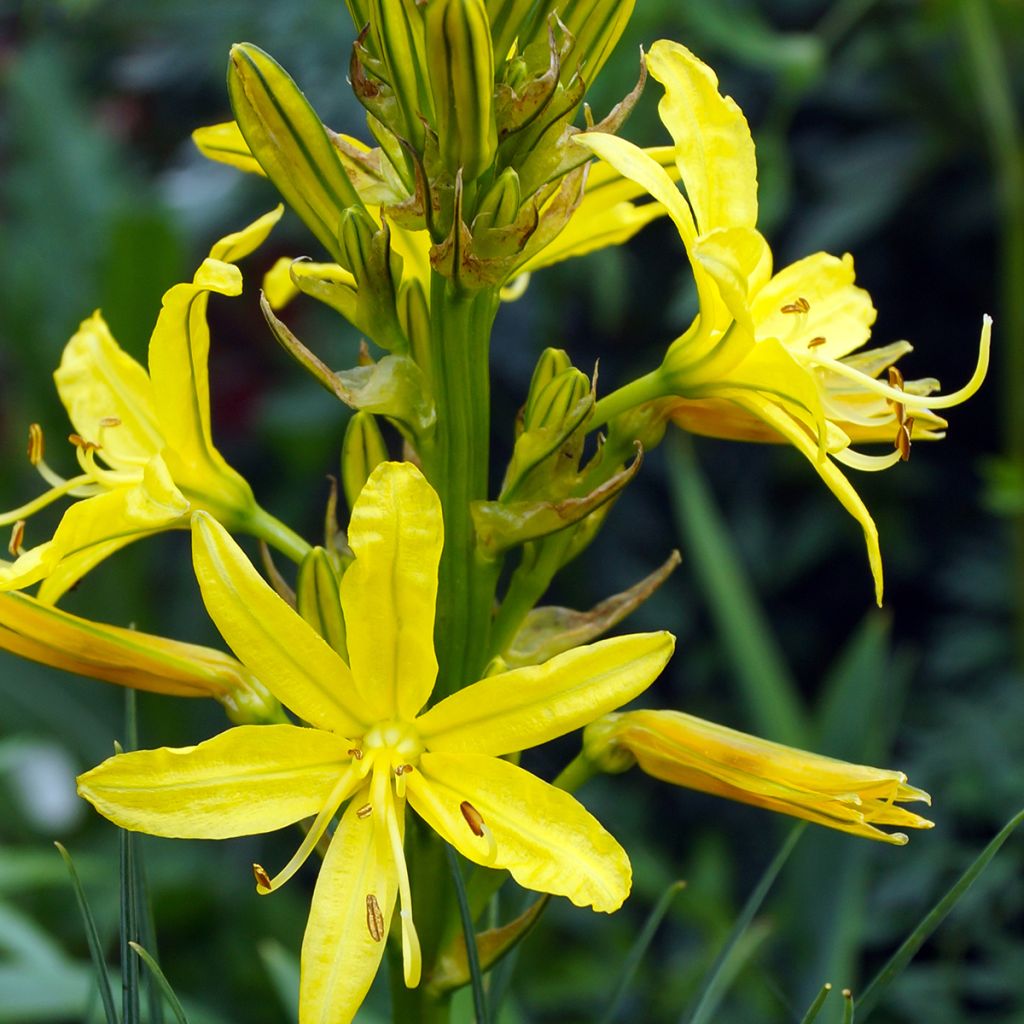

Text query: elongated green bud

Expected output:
[342,412,390,512]
[524,366,589,432]
[524,347,572,424]
[228,44,361,262]
[426,0,498,181]
[370,0,433,148]
[558,0,636,87]
[296,548,348,658]
[487,0,540,62]
[474,168,522,234]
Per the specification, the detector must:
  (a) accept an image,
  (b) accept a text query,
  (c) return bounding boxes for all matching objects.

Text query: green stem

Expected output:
[552,752,599,793]
[591,368,665,429]
[243,505,311,564]
[422,274,502,698]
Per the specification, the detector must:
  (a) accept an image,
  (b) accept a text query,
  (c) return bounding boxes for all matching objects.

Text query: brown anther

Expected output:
[27,423,44,465]
[402,764,414,775]
[460,800,485,837]
[68,433,101,453]
[887,366,905,390]
[781,297,810,314]
[356,803,373,818]
[366,894,385,941]
[98,416,122,428]
[252,863,272,890]
[807,336,827,349]
[895,417,915,462]
[8,520,26,557]
[348,748,363,760]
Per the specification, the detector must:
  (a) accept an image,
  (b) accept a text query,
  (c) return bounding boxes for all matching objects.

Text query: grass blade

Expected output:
[446,843,488,1024]
[842,987,855,1023]
[129,942,190,1024]
[667,435,808,746]
[53,842,117,1024]
[798,983,833,1024]
[599,880,686,1024]
[683,823,805,1024]
[858,806,1024,1017]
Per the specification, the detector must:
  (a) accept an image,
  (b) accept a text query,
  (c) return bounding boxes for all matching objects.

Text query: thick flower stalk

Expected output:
[0,208,307,601]
[78,462,675,1022]
[584,710,933,845]
[583,41,990,602]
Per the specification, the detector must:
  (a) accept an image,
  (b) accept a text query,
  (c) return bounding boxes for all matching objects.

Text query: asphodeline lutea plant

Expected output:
[584,40,990,604]
[0,207,308,602]
[78,462,676,1020]
[0,0,981,1021]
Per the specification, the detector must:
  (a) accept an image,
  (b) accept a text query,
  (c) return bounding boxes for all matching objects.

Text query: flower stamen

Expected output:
[780,297,810,315]
[8,520,26,557]
[365,893,385,942]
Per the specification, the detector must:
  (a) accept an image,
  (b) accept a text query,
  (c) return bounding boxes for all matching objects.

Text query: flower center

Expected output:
[361,720,425,765]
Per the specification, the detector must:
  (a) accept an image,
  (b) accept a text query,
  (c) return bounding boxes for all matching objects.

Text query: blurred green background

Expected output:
[1,1,1022,1021]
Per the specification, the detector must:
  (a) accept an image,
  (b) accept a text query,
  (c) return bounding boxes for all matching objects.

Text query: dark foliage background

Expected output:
[1,1,1022,1021]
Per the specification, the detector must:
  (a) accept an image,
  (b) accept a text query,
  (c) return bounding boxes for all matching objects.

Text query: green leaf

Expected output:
[857,807,1024,1019]
[257,940,299,1024]
[799,983,835,1024]
[666,434,807,746]
[129,943,190,1024]
[598,880,685,1024]
[445,845,488,1024]
[53,844,118,1024]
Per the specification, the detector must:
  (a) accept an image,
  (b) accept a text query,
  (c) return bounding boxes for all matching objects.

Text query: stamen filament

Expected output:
[0,474,95,527]
[255,766,358,895]
[379,764,421,987]
[831,447,905,472]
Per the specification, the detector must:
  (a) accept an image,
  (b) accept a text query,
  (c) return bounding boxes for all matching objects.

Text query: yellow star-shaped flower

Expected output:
[78,461,674,1023]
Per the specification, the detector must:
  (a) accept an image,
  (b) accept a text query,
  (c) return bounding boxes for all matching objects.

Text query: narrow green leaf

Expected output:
[445,844,489,1024]
[683,823,805,1024]
[53,843,118,1024]
[599,880,686,1024]
[121,690,141,1024]
[666,435,807,746]
[257,939,300,1024]
[857,807,1024,1018]
[798,983,834,1024]
[129,942,190,1024]
[842,988,855,1024]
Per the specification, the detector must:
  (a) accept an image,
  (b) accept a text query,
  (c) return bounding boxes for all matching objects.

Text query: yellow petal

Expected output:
[300,788,397,1024]
[689,226,772,340]
[408,752,631,913]
[729,393,883,604]
[54,312,163,469]
[340,463,442,722]
[147,256,254,516]
[417,632,675,756]
[191,121,267,176]
[646,39,758,233]
[263,256,301,311]
[191,512,368,734]
[77,724,351,838]
[209,205,284,262]
[752,252,876,360]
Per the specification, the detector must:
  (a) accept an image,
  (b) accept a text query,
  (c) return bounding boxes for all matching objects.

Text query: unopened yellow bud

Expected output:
[524,367,590,433]
[426,0,498,181]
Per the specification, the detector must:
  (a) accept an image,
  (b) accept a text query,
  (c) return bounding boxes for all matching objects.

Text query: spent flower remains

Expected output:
[0,2,986,1022]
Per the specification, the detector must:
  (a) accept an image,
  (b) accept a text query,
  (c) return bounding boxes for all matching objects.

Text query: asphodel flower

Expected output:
[0,207,305,601]
[584,710,933,845]
[0,592,279,724]
[78,462,675,1022]
[581,41,990,603]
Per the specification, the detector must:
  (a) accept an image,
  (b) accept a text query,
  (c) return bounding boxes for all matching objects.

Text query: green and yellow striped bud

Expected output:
[523,347,573,426]
[487,0,538,62]
[228,44,361,262]
[296,547,348,659]
[473,167,522,235]
[341,411,390,513]
[426,0,498,182]
[369,0,433,148]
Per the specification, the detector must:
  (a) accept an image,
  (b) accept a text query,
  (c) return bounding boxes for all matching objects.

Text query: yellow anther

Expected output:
[365,893,385,942]
[348,747,364,760]
[356,803,373,818]
[27,423,44,465]
[68,433,101,453]
[781,297,810,314]
[8,520,26,556]
[808,336,826,349]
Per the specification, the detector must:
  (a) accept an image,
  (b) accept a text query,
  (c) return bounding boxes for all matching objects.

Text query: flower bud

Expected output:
[296,547,348,658]
[473,168,522,234]
[426,0,498,181]
[342,411,390,512]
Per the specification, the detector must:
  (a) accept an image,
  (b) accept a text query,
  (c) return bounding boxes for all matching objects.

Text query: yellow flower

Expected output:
[78,462,675,1023]
[0,591,279,723]
[0,207,303,601]
[584,710,933,845]
[581,41,990,604]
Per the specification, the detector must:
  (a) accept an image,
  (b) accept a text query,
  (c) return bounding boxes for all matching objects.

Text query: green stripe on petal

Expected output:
[409,752,631,913]
[300,789,398,1023]
[417,632,675,756]
[340,462,443,722]
[191,512,368,734]
[77,724,351,839]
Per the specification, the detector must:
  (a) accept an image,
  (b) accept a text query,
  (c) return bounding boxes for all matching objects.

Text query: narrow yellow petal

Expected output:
[300,789,398,1024]
[191,512,368,735]
[263,256,301,311]
[77,724,351,838]
[408,753,631,913]
[340,463,442,722]
[417,632,675,757]
[730,393,883,604]
[209,204,284,262]
[191,121,267,177]
[54,312,163,469]
[646,39,758,233]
